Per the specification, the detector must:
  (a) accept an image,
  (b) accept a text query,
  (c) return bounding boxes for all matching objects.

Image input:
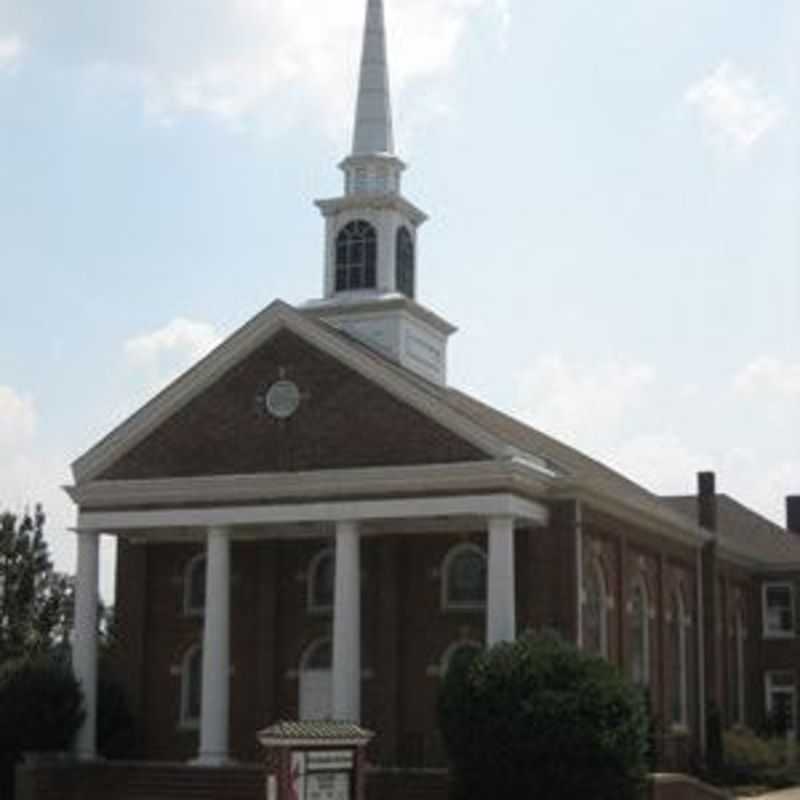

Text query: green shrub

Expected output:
[437,631,649,800]
[98,674,136,758]
[0,656,85,755]
[720,725,789,785]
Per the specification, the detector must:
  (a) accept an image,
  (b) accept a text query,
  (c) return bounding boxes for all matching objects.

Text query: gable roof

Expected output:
[302,317,706,541]
[661,494,800,569]
[71,300,509,484]
[70,299,705,546]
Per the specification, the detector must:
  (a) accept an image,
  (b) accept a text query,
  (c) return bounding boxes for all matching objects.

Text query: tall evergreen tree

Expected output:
[0,506,73,663]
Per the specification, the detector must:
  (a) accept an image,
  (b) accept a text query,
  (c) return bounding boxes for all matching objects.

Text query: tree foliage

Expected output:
[438,631,650,800]
[0,655,85,754]
[0,506,74,662]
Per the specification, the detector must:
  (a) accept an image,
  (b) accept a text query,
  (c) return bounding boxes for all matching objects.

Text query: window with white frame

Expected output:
[442,544,486,610]
[630,577,650,686]
[583,558,608,658]
[765,671,797,734]
[308,548,335,613]
[731,606,746,725]
[670,588,689,727]
[335,220,377,292]
[762,583,795,638]
[180,644,202,728]
[184,554,206,615]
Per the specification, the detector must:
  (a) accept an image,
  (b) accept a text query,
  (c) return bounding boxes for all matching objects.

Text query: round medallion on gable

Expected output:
[264,380,301,419]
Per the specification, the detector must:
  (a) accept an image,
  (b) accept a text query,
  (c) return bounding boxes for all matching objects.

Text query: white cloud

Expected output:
[685,61,786,156]
[734,356,800,399]
[0,34,24,73]
[72,0,508,133]
[125,317,222,366]
[514,355,655,448]
[0,385,36,445]
[113,317,224,425]
[511,355,795,526]
[606,432,711,496]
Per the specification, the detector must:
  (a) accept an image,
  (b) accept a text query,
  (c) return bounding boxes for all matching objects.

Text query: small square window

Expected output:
[763,584,795,638]
[765,671,797,734]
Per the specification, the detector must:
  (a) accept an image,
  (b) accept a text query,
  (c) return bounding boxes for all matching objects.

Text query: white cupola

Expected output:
[306,0,455,386]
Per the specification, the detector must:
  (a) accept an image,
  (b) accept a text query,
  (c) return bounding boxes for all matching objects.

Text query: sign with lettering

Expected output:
[288,749,354,800]
[307,751,354,773]
[305,771,350,800]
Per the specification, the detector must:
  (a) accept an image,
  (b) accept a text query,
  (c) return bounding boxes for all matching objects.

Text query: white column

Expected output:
[332,520,361,722]
[73,530,100,760]
[487,515,516,646]
[196,527,231,765]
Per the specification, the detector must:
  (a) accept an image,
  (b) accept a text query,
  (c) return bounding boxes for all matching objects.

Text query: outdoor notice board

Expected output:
[290,750,354,800]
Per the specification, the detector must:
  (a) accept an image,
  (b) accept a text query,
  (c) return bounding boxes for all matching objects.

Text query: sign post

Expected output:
[258,721,374,800]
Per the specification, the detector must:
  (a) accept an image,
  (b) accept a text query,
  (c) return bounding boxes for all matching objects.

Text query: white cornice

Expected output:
[70,301,508,485]
[66,460,550,510]
[314,194,428,226]
[76,492,549,533]
[304,294,457,337]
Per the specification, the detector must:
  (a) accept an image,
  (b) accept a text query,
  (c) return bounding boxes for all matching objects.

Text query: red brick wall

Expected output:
[110,499,746,768]
[99,330,486,481]
[582,506,701,757]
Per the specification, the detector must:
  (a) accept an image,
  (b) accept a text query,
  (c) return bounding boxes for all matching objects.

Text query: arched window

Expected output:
[335,220,377,292]
[184,553,206,615]
[441,640,482,676]
[442,544,487,610]
[732,605,746,725]
[670,587,689,726]
[302,638,332,671]
[180,643,202,728]
[395,226,415,298]
[630,577,650,685]
[583,558,608,658]
[307,548,335,613]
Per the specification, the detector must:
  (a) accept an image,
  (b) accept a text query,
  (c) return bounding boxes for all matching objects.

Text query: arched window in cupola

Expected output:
[335,220,377,291]
[395,226,415,298]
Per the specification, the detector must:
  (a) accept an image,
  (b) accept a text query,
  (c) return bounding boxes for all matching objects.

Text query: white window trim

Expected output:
[765,670,797,733]
[762,582,796,640]
[441,543,487,612]
[630,576,650,686]
[735,608,746,725]
[582,557,609,659]
[179,643,202,730]
[307,547,335,615]
[183,553,206,617]
[672,588,689,729]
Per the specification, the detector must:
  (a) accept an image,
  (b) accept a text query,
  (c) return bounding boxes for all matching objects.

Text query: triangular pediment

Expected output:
[73,302,501,483]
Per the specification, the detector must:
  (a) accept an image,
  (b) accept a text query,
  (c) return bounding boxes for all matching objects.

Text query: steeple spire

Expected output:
[311,0,455,387]
[352,0,395,156]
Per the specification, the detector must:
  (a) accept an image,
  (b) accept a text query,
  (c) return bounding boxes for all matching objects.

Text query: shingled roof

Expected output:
[662,494,800,569]
[308,313,707,540]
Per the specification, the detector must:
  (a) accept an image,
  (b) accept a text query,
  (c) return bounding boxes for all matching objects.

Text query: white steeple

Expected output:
[341,0,405,196]
[352,0,394,157]
[308,0,456,386]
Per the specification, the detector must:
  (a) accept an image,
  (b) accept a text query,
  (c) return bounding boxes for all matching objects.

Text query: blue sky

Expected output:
[0,0,797,600]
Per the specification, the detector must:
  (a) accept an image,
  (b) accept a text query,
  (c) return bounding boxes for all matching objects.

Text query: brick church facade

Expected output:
[65,0,800,773]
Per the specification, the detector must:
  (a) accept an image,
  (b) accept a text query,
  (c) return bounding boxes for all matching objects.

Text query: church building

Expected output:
[66,0,800,775]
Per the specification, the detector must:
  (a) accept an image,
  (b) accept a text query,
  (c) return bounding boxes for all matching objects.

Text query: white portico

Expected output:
[70,485,548,763]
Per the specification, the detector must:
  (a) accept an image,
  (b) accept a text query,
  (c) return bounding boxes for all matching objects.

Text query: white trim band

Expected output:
[76,493,548,533]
